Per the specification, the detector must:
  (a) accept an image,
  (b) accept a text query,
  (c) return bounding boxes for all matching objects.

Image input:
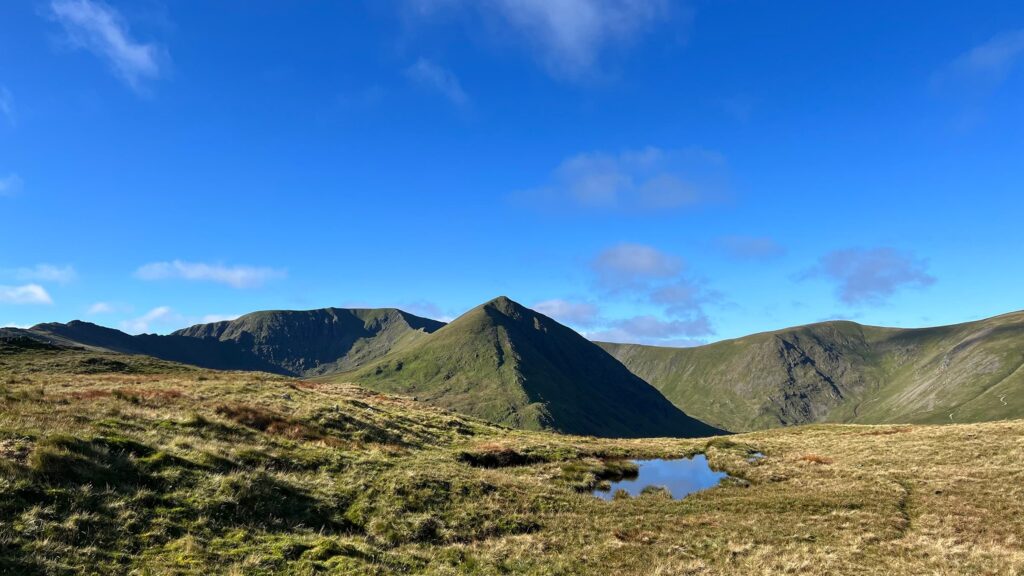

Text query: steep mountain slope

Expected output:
[599,311,1024,432]
[344,296,721,438]
[173,308,444,376]
[7,308,444,377]
[13,320,287,374]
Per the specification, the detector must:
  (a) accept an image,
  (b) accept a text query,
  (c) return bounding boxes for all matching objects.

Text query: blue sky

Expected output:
[1,1,1022,344]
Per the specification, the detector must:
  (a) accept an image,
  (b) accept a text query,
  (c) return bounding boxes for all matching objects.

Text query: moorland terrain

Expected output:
[1,339,1022,575]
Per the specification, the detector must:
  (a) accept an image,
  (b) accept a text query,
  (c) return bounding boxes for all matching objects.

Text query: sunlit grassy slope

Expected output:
[343,297,720,438]
[1,339,1022,575]
[600,311,1024,432]
[21,307,445,377]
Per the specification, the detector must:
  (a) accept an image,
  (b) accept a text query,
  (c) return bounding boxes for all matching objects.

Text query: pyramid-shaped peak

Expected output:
[480,295,532,315]
[483,295,516,307]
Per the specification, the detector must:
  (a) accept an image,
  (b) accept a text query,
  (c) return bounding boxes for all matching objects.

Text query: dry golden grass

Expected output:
[0,346,1022,574]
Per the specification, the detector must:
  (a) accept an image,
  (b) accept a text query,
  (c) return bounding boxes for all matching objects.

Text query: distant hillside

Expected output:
[173,308,444,376]
[6,307,444,377]
[599,311,1024,432]
[344,296,721,438]
[21,320,286,374]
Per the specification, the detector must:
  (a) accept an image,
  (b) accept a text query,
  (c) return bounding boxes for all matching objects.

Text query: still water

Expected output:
[593,454,728,500]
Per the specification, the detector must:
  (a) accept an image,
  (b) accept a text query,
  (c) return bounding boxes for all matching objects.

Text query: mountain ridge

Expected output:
[172,307,445,376]
[342,296,722,438]
[6,307,445,377]
[599,310,1024,432]
[6,302,1024,436]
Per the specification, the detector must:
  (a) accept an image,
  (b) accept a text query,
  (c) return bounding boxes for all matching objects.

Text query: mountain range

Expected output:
[0,297,716,438]
[601,311,1024,432]
[3,298,1022,436]
[342,297,718,437]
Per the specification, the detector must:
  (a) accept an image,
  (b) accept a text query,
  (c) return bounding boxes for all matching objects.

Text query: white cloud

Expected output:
[495,0,669,77]
[409,0,672,79]
[135,260,286,289]
[399,300,455,322]
[585,242,720,341]
[0,87,14,126]
[14,264,76,284]
[405,58,469,106]
[87,302,114,314]
[0,284,53,305]
[0,174,23,197]
[805,247,935,306]
[111,306,238,332]
[87,301,133,315]
[120,305,175,334]
[649,277,719,317]
[516,147,726,212]
[2,322,32,329]
[533,298,600,326]
[587,314,710,345]
[49,0,164,91]
[591,242,683,290]
[940,29,1024,90]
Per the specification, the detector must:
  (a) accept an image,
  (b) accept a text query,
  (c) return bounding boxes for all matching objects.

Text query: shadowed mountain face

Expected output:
[3,298,722,438]
[173,308,445,376]
[345,297,722,438]
[8,299,1024,437]
[599,311,1024,432]
[9,308,444,377]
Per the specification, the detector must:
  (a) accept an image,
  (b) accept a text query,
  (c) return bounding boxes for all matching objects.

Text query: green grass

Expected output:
[342,297,719,438]
[1,343,1023,574]
[600,310,1024,432]
[15,307,444,379]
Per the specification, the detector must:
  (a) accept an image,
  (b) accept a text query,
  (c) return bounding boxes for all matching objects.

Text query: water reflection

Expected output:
[593,454,728,500]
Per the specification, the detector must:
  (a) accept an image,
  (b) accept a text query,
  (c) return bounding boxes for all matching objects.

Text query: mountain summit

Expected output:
[13,308,444,377]
[347,296,721,438]
[172,308,444,376]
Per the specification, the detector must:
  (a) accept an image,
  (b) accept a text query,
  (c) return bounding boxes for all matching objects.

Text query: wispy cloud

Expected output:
[0,284,53,305]
[515,146,726,213]
[805,247,935,305]
[585,242,719,343]
[1,322,32,329]
[135,260,286,289]
[492,0,670,77]
[937,29,1024,92]
[87,301,132,315]
[409,0,673,79]
[591,242,682,290]
[87,302,114,314]
[120,305,175,334]
[0,87,14,126]
[649,278,719,317]
[718,235,786,260]
[588,314,709,345]
[14,264,77,284]
[0,174,23,197]
[404,58,469,106]
[533,298,600,327]
[48,0,165,91]
[116,306,238,332]
[400,300,454,322]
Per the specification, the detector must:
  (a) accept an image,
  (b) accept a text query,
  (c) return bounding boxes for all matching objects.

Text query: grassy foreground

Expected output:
[1,343,1022,575]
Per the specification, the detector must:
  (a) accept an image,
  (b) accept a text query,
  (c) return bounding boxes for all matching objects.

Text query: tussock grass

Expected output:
[0,344,1022,574]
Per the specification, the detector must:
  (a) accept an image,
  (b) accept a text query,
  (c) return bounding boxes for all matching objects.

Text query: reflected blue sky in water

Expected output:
[594,455,728,500]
